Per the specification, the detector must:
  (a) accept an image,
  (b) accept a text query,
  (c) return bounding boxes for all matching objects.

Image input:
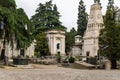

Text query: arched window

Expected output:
[57,43,60,49]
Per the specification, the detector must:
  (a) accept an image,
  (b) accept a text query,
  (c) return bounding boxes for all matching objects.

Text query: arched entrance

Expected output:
[57,43,60,50]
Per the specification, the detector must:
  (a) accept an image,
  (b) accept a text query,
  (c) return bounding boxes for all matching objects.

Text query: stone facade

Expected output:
[82,4,104,59]
[72,35,82,56]
[0,30,65,58]
[0,39,35,58]
[46,30,65,55]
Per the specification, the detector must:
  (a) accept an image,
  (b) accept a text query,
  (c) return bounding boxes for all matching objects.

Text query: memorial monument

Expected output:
[46,30,65,55]
[82,0,104,60]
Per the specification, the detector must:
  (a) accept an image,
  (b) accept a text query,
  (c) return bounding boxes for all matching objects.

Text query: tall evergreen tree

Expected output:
[0,0,34,49]
[0,0,34,64]
[99,0,120,69]
[0,0,16,65]
[31,0,66,56]
[107,0,114,10]
[77,0,88,36]
[31,0,66,35]
[0,0,16,40]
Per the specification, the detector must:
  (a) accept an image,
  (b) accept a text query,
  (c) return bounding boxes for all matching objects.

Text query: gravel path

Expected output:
[0,67,120,80]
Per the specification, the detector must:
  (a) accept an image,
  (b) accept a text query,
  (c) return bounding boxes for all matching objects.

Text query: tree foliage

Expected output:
[0,0,34,65]
[35,33,49,56]
[0,0,16,9]
[65,28,77,53]
[99,1,120,69]
[31,0,66,35]
[0,0,16,40]
[77,0,88,36]
[0,0,34,49]
[31,0,66,56]
[15,8,34,49]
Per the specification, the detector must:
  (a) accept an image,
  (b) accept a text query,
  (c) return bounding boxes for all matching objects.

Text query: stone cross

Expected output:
[94,0,100,4]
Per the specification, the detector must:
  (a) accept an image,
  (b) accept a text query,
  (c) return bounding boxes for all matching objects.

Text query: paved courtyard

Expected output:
[0,64,120,80]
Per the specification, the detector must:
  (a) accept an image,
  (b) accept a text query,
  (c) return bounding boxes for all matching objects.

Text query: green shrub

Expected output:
[34,52,40,57]
[69,57,75,63]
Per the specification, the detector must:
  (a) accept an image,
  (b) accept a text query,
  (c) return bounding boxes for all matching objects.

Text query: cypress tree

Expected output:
[77,0,88,36]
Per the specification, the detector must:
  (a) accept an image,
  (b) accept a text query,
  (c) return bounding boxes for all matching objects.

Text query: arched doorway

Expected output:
[57,43,60,50]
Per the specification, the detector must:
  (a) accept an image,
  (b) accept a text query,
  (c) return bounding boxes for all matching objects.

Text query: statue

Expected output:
[94,0,100,4]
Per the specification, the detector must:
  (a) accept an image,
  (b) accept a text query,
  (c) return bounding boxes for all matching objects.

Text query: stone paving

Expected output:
[0,64,120,80]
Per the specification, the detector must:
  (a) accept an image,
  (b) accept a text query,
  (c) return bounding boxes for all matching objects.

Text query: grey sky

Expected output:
[15,0,120,31]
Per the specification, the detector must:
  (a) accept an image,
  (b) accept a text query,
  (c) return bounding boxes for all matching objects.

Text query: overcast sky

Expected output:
[15,0,120,31]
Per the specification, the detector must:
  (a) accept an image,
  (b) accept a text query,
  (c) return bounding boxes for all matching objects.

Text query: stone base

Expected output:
[13,58,28,65]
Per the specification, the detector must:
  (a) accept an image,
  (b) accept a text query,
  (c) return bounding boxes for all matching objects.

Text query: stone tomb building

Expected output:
[72,35,82,56]
[0,30,65,58]
[0,39,35,58]
[46,30,65,55]
[82,3,104,59]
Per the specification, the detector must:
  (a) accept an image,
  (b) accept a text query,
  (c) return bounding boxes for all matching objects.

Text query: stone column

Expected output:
[53,35,56,55]
[61,37,65,55]
[50,35,53,54]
